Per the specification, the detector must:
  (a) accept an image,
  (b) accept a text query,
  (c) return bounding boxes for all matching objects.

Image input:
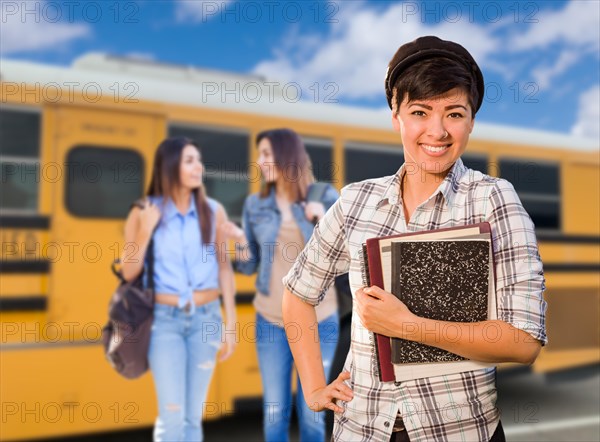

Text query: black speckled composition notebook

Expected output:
[390,239,490,364]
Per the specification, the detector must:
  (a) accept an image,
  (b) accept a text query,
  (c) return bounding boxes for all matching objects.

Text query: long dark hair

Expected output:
[146,137,212,244]
[256,128,314,201]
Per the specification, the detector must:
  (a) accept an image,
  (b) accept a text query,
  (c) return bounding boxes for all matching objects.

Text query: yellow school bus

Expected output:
[1,54,598,440]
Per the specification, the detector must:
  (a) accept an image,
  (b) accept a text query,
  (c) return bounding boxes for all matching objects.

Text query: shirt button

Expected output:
[384,421,390,428]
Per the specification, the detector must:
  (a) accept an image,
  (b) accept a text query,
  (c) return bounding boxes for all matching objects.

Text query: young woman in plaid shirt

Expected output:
[282,36,546,442]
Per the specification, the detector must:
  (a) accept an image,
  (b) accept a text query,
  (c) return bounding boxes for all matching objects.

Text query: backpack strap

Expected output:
[131,198,147,210]
[305,182,330,225]
[306,182,329,203]
[145,237,155,293]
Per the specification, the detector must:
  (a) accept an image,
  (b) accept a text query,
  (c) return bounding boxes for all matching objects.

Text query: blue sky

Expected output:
[2,0,599,141]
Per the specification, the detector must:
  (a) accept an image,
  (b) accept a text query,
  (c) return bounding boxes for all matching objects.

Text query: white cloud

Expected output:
[508,1,600,52]
[532,50,580,90]
[175,0,233,23]
[0,0,91,56]
[506,1,599,91]
[252,2,500,101]
[571,85,600,141]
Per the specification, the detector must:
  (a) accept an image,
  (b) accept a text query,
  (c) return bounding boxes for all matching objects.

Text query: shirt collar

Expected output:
[376,158,467,208]
[376,169,403,208]
[163,196,198,220]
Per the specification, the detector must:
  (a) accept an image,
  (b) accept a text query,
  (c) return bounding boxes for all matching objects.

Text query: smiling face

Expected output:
[256,137,280,183]
[179,144,203,189]
[392,87,475,180]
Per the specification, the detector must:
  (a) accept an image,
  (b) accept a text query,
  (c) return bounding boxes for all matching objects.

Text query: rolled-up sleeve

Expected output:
[283,197,350,305]
[486,180,548,345]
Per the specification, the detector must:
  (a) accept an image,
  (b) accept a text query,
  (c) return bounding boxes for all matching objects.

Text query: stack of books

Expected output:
[360,223,497,382]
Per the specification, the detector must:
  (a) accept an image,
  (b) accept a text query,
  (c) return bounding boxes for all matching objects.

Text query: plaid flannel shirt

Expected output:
[283,158,547,442]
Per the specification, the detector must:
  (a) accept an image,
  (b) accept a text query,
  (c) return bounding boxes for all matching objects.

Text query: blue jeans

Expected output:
[148,301,222,442]
[256,312,339,442]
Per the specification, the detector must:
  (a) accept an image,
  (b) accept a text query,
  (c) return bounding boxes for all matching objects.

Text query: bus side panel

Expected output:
[562,161,600,235]
[0,346,155,441]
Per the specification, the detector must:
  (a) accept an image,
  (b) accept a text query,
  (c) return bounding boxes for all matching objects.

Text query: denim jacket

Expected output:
[234,184,340,295]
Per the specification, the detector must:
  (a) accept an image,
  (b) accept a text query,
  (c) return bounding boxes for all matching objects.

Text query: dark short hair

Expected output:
[390,56,480,117]
[385,36,484,116]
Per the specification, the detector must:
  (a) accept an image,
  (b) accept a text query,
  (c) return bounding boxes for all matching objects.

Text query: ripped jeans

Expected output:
[148,300,222,442]
[256,312,339,442]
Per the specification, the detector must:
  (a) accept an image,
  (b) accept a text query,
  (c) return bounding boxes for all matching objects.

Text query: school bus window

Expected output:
[0,160,39,212]
[0,108,41,158]
[499,158,561,230]
[344,142,404,184]
[303,137,334,183]
[204,176,247,222]
[462,154,488,174]
[65,146,144,218]
[0,108,41,213]
[168,125,249,222]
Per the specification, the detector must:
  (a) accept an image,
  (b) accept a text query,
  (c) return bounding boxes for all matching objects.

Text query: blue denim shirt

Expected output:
[234,184,339,295]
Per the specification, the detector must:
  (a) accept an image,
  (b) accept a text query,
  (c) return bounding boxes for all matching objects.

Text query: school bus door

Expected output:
[50,105,165,331]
